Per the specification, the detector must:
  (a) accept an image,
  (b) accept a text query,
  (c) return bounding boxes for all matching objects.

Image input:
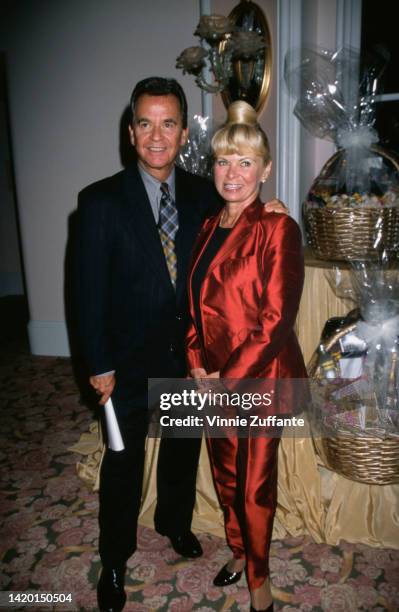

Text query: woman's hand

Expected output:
[190,367,207,379]
[201,370,225,396]
[264,198,289,214]
[190,368,208,391]
[206,371,220,378]
[190,369,222,392]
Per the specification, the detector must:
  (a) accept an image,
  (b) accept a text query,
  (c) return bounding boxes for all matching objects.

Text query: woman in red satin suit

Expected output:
[186,101,307,612]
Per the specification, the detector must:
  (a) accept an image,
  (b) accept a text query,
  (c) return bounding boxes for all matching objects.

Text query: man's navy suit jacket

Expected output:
[76,162,220,409]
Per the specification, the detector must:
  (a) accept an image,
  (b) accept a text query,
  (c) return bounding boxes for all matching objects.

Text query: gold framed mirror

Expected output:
[221,0,272,113]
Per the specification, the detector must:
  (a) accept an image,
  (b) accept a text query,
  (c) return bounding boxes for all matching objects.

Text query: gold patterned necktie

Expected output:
[158,182,178,288]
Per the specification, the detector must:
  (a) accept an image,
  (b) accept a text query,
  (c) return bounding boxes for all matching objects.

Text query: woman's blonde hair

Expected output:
[211,101,271,164]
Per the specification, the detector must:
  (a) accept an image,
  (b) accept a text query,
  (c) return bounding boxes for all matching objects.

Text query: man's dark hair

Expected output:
[130,77,188,129]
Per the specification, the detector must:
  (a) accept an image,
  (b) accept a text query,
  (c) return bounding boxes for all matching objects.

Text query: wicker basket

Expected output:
[313,431,399,485]
[308,321,399,486]
[304,145,399,261]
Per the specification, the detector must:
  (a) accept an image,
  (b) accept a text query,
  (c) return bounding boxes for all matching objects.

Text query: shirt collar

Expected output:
[138,163,176,201]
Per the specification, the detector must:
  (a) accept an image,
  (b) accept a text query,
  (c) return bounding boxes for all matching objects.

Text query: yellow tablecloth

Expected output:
[70,252,399,548]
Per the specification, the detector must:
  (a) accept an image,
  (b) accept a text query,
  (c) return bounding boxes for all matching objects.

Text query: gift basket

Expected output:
[308,261,399,485]
[285,47,399,261]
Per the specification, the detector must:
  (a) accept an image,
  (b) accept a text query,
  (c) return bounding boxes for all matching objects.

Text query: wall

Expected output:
[0,0,348,356]
[0,0,203,355]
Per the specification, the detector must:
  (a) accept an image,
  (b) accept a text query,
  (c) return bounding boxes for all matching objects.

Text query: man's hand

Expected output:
[89,373,116,405]
[264,198,289,214]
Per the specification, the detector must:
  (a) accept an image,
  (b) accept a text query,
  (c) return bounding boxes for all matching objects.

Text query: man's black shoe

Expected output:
[97,567,127,612]
[159,530,203,558]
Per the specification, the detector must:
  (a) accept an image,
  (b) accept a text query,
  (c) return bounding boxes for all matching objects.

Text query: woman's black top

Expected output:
[192,225,232,339]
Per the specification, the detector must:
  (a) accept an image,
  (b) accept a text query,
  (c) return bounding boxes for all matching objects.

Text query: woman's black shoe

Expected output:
[213,563,243,587]
[250,604,274,611]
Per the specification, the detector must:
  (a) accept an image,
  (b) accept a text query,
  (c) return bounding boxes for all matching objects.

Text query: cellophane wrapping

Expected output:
[285,47,399,259]
[311,260,399,438]
[176,115,213,179]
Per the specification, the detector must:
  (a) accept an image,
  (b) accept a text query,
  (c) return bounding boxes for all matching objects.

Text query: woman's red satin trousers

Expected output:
[207,433,280,589]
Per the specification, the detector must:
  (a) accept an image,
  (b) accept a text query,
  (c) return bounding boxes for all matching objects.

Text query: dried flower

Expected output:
[176,47,207,75]
[230,31,265,60]
[195,14,234,42]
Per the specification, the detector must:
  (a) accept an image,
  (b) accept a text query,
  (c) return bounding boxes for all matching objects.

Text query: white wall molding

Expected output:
[276,0,303,222]
[28,320,70,357]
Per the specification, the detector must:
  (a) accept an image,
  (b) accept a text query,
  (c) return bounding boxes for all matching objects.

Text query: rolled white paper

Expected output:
[104,398,125,451]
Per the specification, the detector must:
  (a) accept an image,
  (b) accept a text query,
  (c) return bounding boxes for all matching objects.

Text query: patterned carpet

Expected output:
[1,340,399,611]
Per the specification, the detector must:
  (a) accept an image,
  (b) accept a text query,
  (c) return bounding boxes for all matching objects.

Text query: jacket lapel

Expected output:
[188,199,263,283]
[206,198,263,273]
[187,198,263,325]
[122,164,174,292]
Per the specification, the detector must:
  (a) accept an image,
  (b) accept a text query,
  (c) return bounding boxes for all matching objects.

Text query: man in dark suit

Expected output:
[76,77,220,612]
